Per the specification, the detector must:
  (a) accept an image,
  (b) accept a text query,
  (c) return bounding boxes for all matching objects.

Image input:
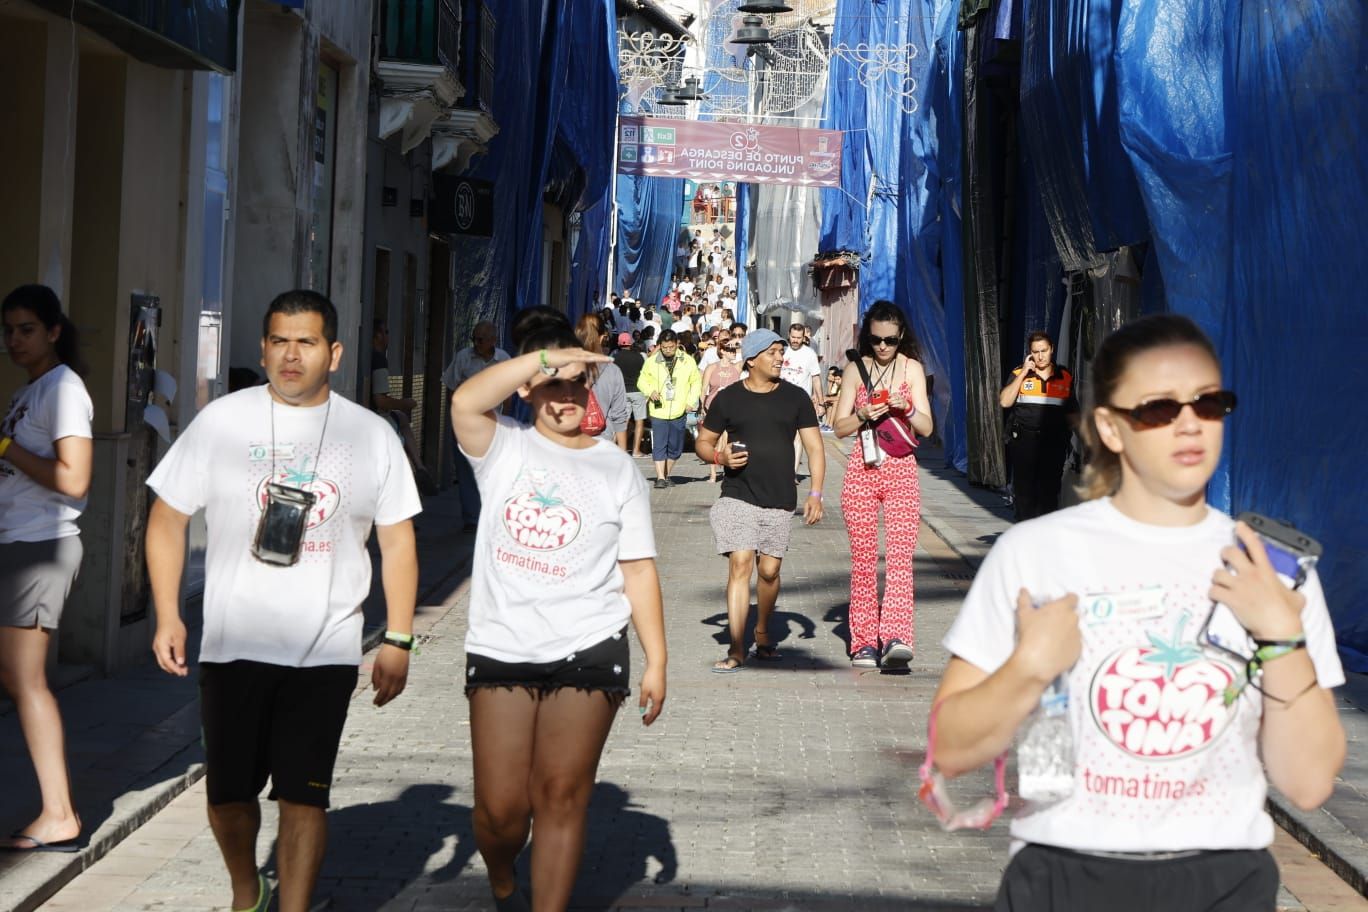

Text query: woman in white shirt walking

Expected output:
[0,285,93,853]
[929,314,1345,911]
[450,310,667,912]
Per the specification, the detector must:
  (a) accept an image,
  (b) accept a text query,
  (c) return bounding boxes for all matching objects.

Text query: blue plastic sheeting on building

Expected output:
[819,0,965,467]
[734,182,750,323]
[614,172,684,308]
[1018,0,1149,272]
[1103,0,1368,666]
[1114,0,1230,333]
[894,0,958,450]
[818,3,870,258]
[460,0,618,330]
[569,193,613,318]
[934,5,969,473]
[1220,1,1367,668]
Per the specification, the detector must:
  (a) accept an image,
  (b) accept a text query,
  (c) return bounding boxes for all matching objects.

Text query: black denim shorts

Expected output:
[464,625,630,703]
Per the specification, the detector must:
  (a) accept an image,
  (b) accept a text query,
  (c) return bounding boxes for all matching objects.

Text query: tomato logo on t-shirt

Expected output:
[502,484,581,551]
[1088,612,1237,760]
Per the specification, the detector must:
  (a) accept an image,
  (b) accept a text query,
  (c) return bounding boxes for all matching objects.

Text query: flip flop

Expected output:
[751,642,781,661]
[711,656,745,674]
[231,873,272,912]
[2,831,81,853]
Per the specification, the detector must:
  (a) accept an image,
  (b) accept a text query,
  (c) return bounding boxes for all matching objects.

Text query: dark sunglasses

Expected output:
[1108,390,1237,428]
[869,334,902,347]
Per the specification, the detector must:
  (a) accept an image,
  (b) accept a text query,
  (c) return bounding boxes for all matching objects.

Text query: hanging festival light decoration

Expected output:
[736,0,795,13]
[729,14,775,45]
[827,41,923,115]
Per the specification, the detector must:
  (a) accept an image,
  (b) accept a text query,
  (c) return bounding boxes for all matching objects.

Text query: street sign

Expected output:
[430,176,494,236]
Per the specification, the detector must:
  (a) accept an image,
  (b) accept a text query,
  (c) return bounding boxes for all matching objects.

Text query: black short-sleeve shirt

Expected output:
[613,349,645,392]
[703,380,818,511]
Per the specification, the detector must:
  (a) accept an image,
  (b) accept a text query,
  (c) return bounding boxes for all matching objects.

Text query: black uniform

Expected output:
[1006,365,1076,521]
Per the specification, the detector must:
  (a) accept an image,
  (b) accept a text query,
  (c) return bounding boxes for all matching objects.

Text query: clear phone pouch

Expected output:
[859,426,883,467]
[252,482,317,567]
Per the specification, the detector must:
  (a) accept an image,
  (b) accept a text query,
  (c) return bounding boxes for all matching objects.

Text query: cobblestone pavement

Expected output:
[30,442,1366,911]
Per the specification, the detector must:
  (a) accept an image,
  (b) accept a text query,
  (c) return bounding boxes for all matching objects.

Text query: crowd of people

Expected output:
[0,280,1347,912]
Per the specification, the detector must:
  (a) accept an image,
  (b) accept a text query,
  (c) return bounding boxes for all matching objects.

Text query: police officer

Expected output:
[1000,331,1076,521]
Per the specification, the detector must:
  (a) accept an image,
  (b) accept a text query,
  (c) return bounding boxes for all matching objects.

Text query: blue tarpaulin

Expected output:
[457,0,618,329]
[614,169,684,308]
[821,0,963,463]
[955,0,1368,665]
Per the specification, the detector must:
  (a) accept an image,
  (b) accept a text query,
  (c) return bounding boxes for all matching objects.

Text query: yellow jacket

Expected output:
[636,351,701,420]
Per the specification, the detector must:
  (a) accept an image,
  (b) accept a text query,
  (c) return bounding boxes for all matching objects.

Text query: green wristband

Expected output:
[382,631,414,652]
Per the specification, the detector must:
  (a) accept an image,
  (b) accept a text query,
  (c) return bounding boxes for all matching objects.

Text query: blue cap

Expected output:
[741,328,784,362]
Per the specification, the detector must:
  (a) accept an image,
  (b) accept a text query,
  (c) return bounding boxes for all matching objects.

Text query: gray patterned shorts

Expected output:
[709,496,793,558]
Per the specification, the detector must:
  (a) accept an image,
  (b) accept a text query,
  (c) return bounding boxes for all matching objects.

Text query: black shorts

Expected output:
[465,626,630,702]
[199,660,356,809]
[996,844,1278,912]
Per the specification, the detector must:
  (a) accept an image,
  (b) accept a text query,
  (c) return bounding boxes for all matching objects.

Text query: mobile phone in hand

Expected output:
[870,389,889,406]
[1235,511,1321,589]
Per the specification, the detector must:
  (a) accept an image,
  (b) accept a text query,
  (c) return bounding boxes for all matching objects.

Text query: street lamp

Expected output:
[737,0,793,12]
[730,15,774,45]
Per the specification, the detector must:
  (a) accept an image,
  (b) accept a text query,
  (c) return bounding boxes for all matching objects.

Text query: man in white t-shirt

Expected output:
[780,323,823,478]
[442,320,510,530]
[674,305,696,338]
[145,290,422,912]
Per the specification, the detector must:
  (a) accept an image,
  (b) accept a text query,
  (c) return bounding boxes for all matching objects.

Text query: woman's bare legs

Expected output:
[0,625,79,846]
[470,688,538,899]
[528,689,618,911]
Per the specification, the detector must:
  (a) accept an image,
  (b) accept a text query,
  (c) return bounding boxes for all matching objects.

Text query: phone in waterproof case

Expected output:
[859,427,881,467]
[1235,511,1322,589]
[252,483,318,567]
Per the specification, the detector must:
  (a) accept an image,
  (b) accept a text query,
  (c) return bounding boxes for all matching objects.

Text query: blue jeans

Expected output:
[651,415,687,461]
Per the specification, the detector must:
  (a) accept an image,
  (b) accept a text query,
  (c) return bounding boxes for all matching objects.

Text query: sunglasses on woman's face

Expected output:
[1108,389,1237,428]
[870,334,901,347]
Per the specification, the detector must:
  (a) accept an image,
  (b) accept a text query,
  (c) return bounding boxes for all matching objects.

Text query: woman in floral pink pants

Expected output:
[831,301,934,671]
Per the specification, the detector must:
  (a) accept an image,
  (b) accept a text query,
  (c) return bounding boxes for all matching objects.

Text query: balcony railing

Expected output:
[455,1,494,112]
[380,0,460,71]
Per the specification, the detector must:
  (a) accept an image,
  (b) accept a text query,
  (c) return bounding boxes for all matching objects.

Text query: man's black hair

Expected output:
[263,289,339,344]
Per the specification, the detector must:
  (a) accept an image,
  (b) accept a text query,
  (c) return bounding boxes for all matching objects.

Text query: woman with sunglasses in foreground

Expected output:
[929,314,1344,911]
[831,301,933,669]
[450,310,667,911]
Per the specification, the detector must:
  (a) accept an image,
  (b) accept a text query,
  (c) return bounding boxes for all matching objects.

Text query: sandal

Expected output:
[750,642,781,661]
[751,631,781,661]
[711,655,745,674]
[231,873,272,912]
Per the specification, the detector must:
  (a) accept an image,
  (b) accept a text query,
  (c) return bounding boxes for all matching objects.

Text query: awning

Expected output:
[28,0,240,73]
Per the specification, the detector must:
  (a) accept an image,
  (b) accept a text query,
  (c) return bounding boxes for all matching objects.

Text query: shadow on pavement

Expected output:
[573,783,678,910]
[699,609,817,647]
[275,782,679,912]
[278,783,477,912]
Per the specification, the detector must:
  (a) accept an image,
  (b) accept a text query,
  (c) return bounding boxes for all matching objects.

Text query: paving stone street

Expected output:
[12,443,1366,911]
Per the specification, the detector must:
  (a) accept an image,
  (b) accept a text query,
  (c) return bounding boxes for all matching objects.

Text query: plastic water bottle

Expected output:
[1017,676,1074,803]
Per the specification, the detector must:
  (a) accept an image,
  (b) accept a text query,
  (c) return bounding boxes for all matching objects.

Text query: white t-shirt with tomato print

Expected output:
[147,386,422,668]
[461,416,656,664]
[943,497,1343,854]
